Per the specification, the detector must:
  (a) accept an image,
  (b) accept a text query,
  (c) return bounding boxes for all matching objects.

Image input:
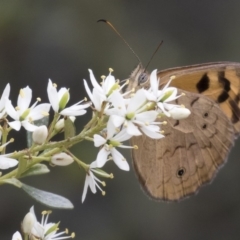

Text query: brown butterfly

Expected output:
[126,62,240,201]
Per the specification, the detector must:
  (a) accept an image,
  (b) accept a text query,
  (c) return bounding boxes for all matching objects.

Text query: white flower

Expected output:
[82,161,106,203]
[47,79,91,116]
[12,231,22,240]
[145,69,190,118]
[30,206,75,239]
[167,105,191,119]
[51,152,74,166]
[106,90,163,138]
[22,208,37,235]
[0,154,18,169]
[83,68,121,111]
[0,83,10,118]
[6,86,51,131]
[32,125,48,145]
[94,129,132,170]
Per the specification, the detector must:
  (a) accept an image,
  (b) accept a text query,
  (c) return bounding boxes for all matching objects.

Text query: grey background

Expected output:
[1,1,240,239]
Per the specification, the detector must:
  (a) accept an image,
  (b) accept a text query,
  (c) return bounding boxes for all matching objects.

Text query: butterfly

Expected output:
[126,62,240,201]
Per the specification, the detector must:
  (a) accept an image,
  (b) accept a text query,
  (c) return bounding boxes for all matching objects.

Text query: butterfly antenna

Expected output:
[97,19,142,63]
[144,40,163,72]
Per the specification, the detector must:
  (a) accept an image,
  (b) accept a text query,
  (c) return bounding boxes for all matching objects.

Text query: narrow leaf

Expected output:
[64,117,76,139]
[20,164,50,178]
[22,183,74,209]
[2,178,22,188]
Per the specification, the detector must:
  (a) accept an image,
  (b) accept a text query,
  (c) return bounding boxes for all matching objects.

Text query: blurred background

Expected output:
[1,0,240,239]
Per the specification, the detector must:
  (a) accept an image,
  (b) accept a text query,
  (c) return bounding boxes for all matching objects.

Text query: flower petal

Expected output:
[8,121,21,131]
[88,69,103,92]
[135,110,158,123]
[82,175,90,203]
[141,125,164,139]
[0,83,10,111]
[17,86,32,110]
[6,100,19,120]
[111,148,129,171]
[96,148,109,168]
[0,156,18,169]
[29,103,51,120]
[22,121,38,132]
[127,89,147,113]
[94,134,106,147]
[12,231,22,240]
[126,121,141,136]
[47,79,59,112]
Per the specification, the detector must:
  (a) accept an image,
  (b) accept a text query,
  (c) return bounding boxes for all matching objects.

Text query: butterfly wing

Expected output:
[157,62,240,136]
[131,90,235,201]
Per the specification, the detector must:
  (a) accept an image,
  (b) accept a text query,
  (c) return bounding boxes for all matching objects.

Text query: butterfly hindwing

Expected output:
[131,90,235,201]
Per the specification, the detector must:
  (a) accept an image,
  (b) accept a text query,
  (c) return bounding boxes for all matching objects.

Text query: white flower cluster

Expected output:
[82,68,191,202]
[12,206,75,240]
[0,67,190,205]
[0,80,90,170]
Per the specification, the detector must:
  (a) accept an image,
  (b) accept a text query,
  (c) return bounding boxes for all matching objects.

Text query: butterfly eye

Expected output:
[138,72,148,85]
[177,167,186,178]
[202,123,207,129]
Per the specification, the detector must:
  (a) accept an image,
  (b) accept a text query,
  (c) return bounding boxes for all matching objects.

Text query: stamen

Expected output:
[42,210,48,215]
[41,111,50,116]
[109,68,114,73]
[101,75,106,80]
[15,106,20,111]
[102,191,106,196]
[170,75,176,80]
[84,97,87,101]
[71,232,76,238]
[53,83,57,88]
[109,173,114,179]
[19,89,25,98]
[133,145,138,149]
[37,97,41,102]
[102,181,106,187]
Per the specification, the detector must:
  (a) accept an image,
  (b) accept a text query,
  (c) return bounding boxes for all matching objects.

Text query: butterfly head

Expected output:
[124,64,150,93]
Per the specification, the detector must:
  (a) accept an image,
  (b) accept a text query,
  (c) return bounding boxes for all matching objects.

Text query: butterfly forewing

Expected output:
[157,62,240,136]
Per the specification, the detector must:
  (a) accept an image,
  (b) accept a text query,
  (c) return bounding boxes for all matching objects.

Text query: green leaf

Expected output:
[20,164,50,178]
[27,116,49,147]
[2,178,22,188]
[22,183,74,209]
[64,117,76,139]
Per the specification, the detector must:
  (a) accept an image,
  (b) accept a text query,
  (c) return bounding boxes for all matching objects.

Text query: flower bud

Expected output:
[169,107,191,120]
[51,152,74,166]
[59,90,69,111]
[54,116,76,132]
[32,125,48,145]
[22,211,36,234]
[12,231,22,240]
